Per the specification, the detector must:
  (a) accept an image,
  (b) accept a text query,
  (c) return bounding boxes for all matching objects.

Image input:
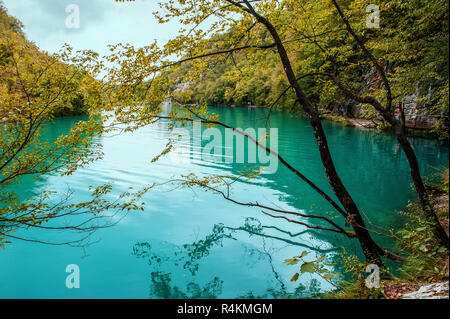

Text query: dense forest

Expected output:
[165,0,448,137]
[0,6,88,117]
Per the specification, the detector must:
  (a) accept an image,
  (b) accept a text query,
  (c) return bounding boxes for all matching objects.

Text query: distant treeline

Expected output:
[164,0,448,136]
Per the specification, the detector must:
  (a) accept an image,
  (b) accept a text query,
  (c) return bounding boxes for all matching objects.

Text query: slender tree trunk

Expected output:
[249,8,383,264]
[329,0,448,248]
[395,126,449,247]
[376,105,447,247]
[309,116,383,265]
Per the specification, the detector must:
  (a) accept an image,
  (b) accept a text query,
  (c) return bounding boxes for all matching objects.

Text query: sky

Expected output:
[2,0,182,56]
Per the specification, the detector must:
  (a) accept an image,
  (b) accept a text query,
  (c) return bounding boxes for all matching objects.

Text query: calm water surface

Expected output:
[0,106,448,298]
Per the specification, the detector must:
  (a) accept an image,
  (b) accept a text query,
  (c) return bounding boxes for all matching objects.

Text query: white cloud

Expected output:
[3,0,182,56]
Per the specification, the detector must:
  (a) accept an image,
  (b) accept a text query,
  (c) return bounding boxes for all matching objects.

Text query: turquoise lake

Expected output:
[0,106,448,298]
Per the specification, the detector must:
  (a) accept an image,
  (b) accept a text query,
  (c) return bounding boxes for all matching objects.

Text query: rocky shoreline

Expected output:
[384,192,449,299]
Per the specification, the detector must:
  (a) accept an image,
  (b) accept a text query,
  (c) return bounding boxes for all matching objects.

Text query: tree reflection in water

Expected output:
[147,271,223,299]
[132,217,338,298]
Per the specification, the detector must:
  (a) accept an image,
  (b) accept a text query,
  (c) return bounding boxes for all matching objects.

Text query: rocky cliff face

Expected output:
[330,65,446,130]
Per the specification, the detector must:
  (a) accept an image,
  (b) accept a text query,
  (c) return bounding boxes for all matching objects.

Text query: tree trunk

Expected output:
[309,116,383,265]
[395,126,449,247]
[251,10,383,264]
[377,105,448,247]
[329,0,448,248]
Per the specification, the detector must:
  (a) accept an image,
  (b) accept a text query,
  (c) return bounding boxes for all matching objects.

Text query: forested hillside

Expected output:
[0,0,448,300]
[166,0,448,137]
[0,4,88,117]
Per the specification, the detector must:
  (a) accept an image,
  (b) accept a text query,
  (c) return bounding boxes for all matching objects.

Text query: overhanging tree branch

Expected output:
[331,0,393,112]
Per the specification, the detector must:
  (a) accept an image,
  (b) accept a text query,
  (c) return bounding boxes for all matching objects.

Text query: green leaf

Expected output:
[324,263,337,266]
[290,273,299,282]
[300,262,316,273]
[284,258,299,265]
[294,251,309,258]
[315,256,325,262]
[300,251,309,258]
[437,246,447,253]
[323,274,334,280]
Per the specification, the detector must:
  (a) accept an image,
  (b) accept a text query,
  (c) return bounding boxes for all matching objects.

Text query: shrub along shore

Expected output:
[325,168,449,299]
